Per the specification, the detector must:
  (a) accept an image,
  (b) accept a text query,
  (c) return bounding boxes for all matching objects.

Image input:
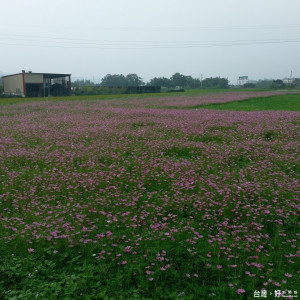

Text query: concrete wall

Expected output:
[3,74,25,97]
[24,73,43,84]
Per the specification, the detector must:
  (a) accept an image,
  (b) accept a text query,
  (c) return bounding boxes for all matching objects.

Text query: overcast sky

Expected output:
[1,0,300,84]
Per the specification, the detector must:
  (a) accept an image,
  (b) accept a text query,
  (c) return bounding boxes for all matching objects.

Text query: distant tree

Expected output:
[170,73,187,87]
[271,79,286,89]
[255,79,273,89]
[100,74,127,87]
[125,74,144,86]
[243,83,256,88]
[149,74,201,89]
[72,79,95,88]
[148,77,171,87]
[293,78,300,88]
[185,76,201,89]
[202,77,229,89]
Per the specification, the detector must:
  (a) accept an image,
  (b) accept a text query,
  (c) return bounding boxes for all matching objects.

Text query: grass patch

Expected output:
[263,130,277,140]
[0,89,213,106]
[131,122,145,129]
[208,125,238,131]
[164,146,198,159]
[0,88,276,106]
[229,155,251,170]
[277,162,300,179]
[190,133,224,143]
[189,94,300,111]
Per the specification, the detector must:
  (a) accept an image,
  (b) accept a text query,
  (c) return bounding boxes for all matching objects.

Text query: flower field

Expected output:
[121,91,288,108]
[0,92,299,299]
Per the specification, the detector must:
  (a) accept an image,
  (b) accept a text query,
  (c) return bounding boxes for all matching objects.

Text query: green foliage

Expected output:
[170,72,188,87]
[0,88,243,105]
[243,83,256,88]
[185,75,201,89]
[131,122,145,129]
[0,249,238,299]
[72,79,95,88]
[230,154,251,170]
[293,78,300,87]
[100,73,128,87]
[271,79,286,89]
[202,77,229,89]
[263,130,277,140]
[164,146,198,159]
[72,74,146,96]
[98,73,205,90]
[192,133,224,143]
[194,94,300,111]
[100,73,144,87]
[148,76,171,87]
[126,73,145,86]
[73,85,127,96]
[0,92,299,299]
[71,73,294,96]
[255,79,273,89]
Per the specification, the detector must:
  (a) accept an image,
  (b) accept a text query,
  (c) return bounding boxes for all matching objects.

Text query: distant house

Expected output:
[238,76,249,86]
[282,78,294,85]
[1,71,71,97]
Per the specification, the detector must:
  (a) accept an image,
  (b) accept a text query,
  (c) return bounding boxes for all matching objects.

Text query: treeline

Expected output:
[149,73,229,89]
[246,78,300,89]
[2,73,299,97]
[72,73,230,95]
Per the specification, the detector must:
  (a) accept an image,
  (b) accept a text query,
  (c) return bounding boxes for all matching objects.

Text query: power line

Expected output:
[0,37,299,50]
[1,23,300,32]
[0,32,300,47]
[1,33,300,46]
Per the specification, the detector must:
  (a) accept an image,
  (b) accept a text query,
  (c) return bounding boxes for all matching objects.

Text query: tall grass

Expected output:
[189,94,300,111]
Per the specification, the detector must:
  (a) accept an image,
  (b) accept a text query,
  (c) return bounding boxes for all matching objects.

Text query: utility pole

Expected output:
[200,74,203,89]
[290,71,293,88]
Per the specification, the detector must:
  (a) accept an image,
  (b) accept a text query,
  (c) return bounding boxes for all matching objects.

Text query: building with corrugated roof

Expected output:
[2,71,71,97]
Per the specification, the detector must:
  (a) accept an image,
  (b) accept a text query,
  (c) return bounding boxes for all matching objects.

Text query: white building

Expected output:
[283,78,294,85]
[238,76,249,86]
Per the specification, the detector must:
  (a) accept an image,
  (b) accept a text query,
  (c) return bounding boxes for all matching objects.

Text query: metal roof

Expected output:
[2,72,71,79]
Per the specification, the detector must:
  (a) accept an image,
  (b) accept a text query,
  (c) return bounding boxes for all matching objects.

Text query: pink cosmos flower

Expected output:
[146,270,153,275]
[124,246,131,253]
[237,289,245,294]
[28,248,34,253]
